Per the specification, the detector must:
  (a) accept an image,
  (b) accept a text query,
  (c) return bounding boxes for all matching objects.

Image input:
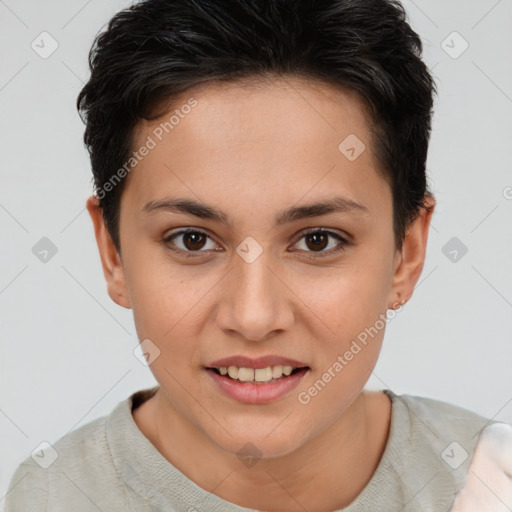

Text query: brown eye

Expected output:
[304,232,329,252]
[181,231,207,250]
[294,229,349,256]
[163,229,218,255]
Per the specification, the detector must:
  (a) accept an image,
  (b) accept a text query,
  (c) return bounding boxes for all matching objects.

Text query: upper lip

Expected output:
[206,355,309,369]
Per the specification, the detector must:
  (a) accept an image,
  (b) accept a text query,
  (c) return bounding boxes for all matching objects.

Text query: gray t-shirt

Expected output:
[4,387,494,511]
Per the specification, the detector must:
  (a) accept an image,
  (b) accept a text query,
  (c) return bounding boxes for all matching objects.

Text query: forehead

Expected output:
[136,75,374,152]
[123,76,388,218]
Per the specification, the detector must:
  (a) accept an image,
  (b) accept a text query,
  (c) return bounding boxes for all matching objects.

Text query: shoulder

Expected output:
[5,397,129,511]
[393,392,491,438]
[382,391,509,511]
[389,391,492,468]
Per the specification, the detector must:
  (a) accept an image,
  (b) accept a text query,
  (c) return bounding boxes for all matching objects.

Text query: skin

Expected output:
[86,76,435,511]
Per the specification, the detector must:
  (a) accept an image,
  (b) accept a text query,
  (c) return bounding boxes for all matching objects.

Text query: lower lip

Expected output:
[205,368,309,404]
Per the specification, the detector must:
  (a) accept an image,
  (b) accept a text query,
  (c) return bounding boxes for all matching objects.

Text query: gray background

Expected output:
[1,0,511,504]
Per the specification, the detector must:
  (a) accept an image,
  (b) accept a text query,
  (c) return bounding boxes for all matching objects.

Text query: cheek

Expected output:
[124,251,218,370]
[290,261,391,339]
[122,251,185,345]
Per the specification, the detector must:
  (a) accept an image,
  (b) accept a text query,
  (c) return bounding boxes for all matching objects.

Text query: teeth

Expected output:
[272,365,283,378]
[238,367,254,382]
[255,367,272,382]
[216,365,302,382]
[227,366,238,379]
[282,365,293,376]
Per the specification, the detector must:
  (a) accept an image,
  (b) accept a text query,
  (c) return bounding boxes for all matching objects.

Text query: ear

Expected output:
[389,194,436,308]
[86,195,131,309]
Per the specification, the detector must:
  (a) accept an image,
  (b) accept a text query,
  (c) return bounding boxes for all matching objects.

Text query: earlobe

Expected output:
[86,195,131,309]
[389,194,436,308]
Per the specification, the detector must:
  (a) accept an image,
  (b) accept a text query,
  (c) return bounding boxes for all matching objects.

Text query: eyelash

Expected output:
[162,228,351,259]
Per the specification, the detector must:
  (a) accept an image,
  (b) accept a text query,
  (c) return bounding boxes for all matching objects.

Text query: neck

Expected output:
[133,389,391,512]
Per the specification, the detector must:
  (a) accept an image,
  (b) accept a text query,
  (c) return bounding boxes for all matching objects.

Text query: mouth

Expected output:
[206,365,309,384]
[204,359,310,404]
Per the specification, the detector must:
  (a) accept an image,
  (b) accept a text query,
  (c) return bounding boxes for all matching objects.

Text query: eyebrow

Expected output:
[142,195,370,226]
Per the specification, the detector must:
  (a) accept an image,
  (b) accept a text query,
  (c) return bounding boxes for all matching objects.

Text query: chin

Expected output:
[206,420,311,461]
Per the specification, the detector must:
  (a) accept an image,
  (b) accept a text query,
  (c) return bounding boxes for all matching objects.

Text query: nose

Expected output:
[215,248,295,342]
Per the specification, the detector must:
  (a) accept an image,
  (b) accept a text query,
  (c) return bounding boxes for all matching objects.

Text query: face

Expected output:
[89,76,428,459]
